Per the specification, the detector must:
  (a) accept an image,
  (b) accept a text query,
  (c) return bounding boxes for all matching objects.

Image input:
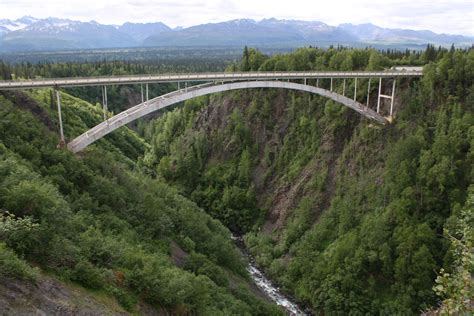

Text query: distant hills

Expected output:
[142,19,359,47]
[0,16,471,52]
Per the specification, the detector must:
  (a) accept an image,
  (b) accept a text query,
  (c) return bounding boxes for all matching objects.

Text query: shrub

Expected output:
[70,260,106,289]
[0,242,36,280]
[107,286,137,311]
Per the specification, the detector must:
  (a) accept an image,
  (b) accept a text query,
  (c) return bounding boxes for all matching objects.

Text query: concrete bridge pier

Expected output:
[390,79,396,116]
[377,78,382,113]
[366,78,371,109]
[376,78,396,115]
[102,85,108,121]
[55,88,65,147]
[354,78,358,101]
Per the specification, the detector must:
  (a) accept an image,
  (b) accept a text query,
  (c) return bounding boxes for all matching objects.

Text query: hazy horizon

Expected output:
[1,0,473,36]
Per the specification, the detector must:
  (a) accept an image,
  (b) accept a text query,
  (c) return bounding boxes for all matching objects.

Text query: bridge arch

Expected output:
[67,80,388,153]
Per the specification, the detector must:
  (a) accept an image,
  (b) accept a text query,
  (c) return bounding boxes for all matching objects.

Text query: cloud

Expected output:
[0,0,472,35]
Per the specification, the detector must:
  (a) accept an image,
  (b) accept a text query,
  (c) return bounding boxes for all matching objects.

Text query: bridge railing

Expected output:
[0,70,423,90]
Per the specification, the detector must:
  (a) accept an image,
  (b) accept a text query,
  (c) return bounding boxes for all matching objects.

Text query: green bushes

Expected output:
[70,260,107,289]
[0,89,281,314]
[431,188,474,314]
[0,242,36,280]
[184,252,229,287]
[144,104,263,232]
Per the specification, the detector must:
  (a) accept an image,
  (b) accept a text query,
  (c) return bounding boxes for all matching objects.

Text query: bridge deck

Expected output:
[0,70,423,90]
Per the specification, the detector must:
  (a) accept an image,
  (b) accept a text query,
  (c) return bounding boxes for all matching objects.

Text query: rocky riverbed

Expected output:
[232,235,307,315]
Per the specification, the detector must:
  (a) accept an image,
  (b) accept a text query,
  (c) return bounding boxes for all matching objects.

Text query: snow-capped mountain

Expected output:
[0,16,39,32]
[1,17,136,51]
[142,18,356,47]
[15,18,88,34]
[0,16,471,52]
[142,18,471,47]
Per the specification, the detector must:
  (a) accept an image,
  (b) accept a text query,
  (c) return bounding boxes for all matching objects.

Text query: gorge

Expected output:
[0,46,472,314]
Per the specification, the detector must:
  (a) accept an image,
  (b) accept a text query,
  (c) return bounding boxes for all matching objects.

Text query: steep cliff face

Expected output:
[194,90,356,233]
[0,275,132,315]
[143,47,473,314]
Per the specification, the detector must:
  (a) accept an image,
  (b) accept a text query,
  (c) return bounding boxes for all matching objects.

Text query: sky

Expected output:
[0,0,473,36]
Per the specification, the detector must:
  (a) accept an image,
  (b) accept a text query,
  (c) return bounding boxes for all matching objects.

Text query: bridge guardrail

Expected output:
[0,70,423,90]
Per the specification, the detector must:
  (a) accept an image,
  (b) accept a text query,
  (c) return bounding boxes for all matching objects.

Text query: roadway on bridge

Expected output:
[0,70,423,90]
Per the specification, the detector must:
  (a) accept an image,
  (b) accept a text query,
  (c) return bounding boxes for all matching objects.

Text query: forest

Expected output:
[0,45,472,314]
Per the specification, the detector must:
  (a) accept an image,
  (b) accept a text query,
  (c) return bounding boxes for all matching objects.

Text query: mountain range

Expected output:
[0,16,471,52]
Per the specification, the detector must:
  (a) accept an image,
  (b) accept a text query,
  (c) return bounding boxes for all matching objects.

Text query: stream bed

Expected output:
[232,235,307,315]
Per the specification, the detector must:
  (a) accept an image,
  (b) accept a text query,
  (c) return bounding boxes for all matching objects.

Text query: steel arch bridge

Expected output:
[0,69,423,153]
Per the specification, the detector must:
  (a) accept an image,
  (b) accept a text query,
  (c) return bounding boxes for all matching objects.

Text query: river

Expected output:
[232,235,307,315]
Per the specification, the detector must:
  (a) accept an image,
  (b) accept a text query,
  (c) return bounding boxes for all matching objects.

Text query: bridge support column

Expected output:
[366,78,371,109]
[354,78,358,101]
[390,79,396,116]
[146,83,149,101]
[102,86,105,108]
[304,78,307,85]
[316,78,319,87]
[330,78,333,92]
[55,89,65,147]
[377,77,396,116]
[377,77,382,113]
[141,84,144,103]
[343,78,346,96]
[102,85,108,121]
[185,82,188,92]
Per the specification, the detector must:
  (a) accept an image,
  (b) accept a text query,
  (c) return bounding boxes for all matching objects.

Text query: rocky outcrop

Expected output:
[0,275,127,315]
